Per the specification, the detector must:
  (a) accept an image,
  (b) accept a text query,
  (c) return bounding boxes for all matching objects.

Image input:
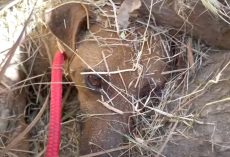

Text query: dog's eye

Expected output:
[85,74,102,90]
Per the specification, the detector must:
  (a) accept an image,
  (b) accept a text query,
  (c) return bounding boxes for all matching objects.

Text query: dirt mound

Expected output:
[141,0,230,49]
[163,51,230,157]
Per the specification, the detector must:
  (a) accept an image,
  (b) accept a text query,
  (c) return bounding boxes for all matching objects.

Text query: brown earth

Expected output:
[138,1,230,156]
[162,51,230,157]
[141,0,230,49]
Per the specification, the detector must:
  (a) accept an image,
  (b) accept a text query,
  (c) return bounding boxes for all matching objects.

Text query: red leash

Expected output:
[45,51,65,157]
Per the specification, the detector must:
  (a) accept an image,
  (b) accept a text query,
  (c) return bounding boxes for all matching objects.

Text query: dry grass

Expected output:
[201,0,230,24]
[1,0,230,157]
[176,0,230,24]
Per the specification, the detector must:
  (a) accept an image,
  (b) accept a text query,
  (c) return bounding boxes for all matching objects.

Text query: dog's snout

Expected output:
[79,114,130,156]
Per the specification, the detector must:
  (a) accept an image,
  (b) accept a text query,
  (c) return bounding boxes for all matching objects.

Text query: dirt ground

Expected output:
[163,51,230,157]
[0,0,230,157]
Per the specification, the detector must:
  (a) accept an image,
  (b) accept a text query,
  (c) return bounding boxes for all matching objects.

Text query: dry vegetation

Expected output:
[0,0,230,157]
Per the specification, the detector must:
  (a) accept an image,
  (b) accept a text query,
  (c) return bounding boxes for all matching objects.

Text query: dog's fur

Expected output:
[44,3,167,156]
[1,2,167,156]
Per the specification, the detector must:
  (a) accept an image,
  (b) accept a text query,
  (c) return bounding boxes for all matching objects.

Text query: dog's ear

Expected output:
[45,3,88,57]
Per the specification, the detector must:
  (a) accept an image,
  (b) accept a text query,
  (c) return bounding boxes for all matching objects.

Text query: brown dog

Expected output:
[44,2,167,156]
[13,2,167,156]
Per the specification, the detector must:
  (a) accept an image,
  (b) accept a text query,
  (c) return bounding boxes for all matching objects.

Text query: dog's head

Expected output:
[46,2,167,156]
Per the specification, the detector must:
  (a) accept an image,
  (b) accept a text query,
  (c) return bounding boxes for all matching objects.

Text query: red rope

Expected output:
[45,51,65,157]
